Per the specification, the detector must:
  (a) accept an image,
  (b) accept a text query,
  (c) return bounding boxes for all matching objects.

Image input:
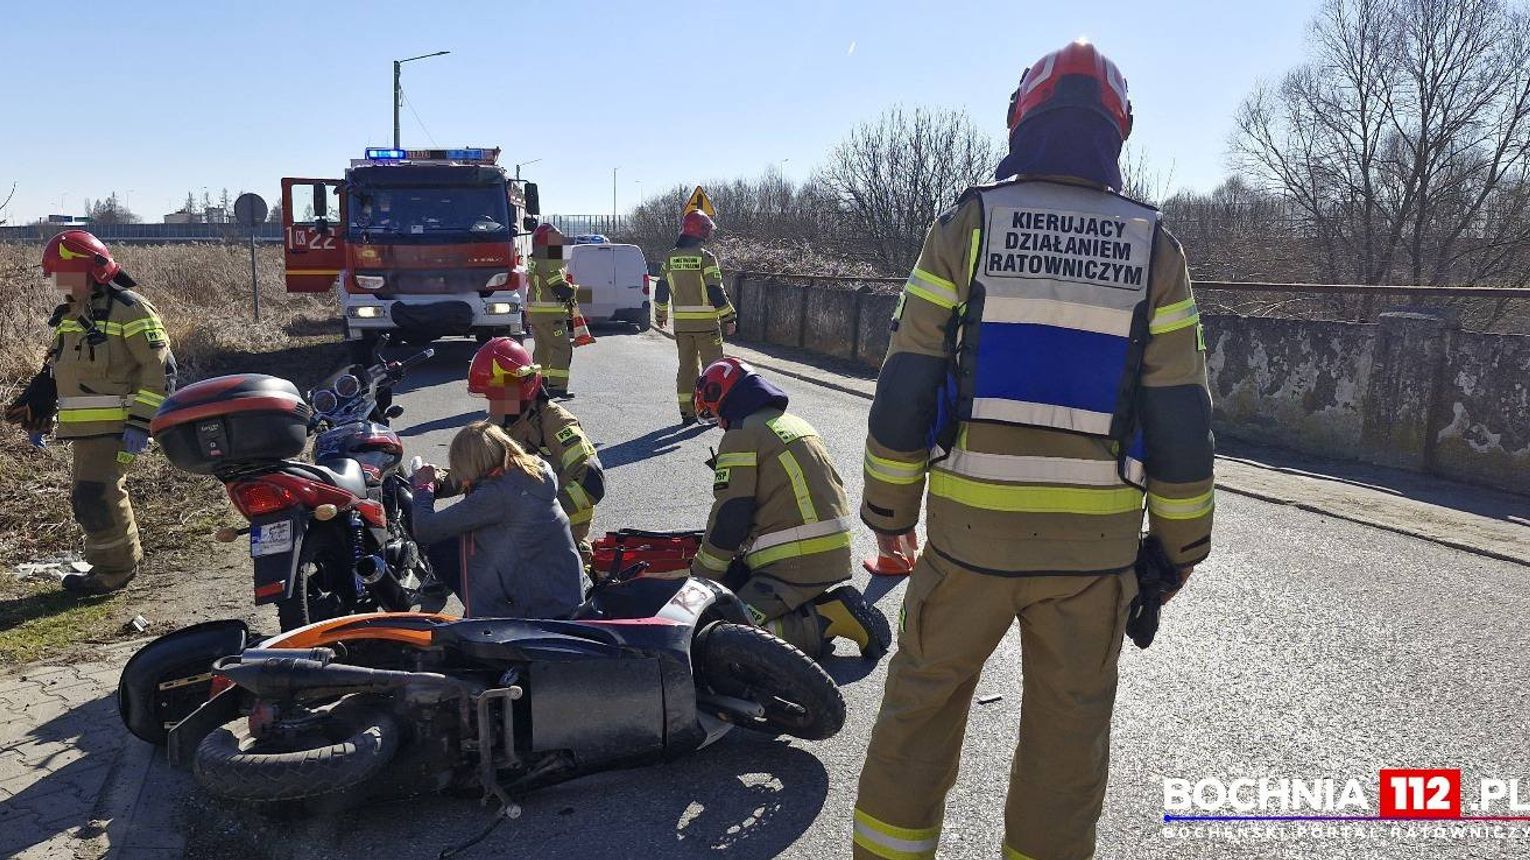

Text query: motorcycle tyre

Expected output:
[695,622,846,741]
[192,705,399,803]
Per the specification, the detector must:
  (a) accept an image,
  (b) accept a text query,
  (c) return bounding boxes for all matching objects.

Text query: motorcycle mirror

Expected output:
[385,405,405,419]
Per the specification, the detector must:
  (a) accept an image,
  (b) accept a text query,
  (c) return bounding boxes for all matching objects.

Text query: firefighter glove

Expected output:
[122,427,151,456]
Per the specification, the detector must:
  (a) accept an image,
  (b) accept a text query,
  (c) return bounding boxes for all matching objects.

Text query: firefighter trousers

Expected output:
[731,551,851,658]
[675,329,723,418]
[70,436,143,575]
[853,551,1136,860]
[529,317,572,394]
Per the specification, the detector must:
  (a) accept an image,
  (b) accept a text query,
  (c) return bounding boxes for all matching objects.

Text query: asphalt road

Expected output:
[193,329,1530,860]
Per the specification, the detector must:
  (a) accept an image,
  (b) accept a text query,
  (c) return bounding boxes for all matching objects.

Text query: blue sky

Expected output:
[0,1,1312,224]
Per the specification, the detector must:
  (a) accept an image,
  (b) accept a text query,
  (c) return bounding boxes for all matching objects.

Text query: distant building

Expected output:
[46,214,89,224]
[204,206,228,224]
[163,210,201,224]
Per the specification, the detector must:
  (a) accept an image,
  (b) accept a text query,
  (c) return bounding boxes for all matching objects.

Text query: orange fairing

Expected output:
[259,612,457,650]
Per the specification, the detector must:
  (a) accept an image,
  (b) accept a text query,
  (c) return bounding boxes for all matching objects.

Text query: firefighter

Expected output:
[852,41,1215,860]
[526,223,575,398]
[11,231,176,595]
[467,337,604,566]
[655,211,736,425]
[691,357,886,660]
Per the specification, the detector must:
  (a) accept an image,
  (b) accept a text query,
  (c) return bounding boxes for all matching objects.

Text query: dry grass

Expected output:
[0,242,348,663]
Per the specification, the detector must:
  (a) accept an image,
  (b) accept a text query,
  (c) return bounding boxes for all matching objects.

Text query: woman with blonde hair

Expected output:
[411,420,588,618]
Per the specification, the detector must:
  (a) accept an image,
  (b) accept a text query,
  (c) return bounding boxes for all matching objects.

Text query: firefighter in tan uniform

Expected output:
[852,42,1216,860]
[526,224,576,398]
[5,231,175,595]
[655,211,735,425]
[690,358,886,660]
[467,338,603,565]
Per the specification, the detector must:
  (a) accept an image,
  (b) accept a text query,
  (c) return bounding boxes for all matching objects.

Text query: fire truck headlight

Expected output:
[486,302,515,315]
[484,272,510,289]
[355,275,386,290]
[349,305,383,319]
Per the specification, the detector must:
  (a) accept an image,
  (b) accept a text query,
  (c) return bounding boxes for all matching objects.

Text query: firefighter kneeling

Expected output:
[690,358,886,660]
[467,338,604,566]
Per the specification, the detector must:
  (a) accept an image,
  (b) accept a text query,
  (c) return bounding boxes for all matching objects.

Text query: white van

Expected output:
[567,242,651,330]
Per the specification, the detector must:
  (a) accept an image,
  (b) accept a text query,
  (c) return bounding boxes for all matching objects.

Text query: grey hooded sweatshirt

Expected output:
[413,460,588,619]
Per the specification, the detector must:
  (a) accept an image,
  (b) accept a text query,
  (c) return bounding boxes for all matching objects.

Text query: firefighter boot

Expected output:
[815,585,888,659]
[61,566,137,596]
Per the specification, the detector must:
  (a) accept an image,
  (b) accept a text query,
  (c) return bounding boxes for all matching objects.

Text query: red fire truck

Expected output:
[281,147,539,350]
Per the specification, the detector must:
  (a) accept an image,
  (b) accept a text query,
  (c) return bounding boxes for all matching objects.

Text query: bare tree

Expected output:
[1232,0,1530,286]
[0,182,15,225]
[818,106,1000,272]
[1120,144,1177,206]
[86,191,140,224]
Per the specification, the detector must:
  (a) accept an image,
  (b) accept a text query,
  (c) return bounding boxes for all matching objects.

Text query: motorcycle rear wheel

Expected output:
[694,622,846,740]
[275,528,353,632]
[192,702,399,803]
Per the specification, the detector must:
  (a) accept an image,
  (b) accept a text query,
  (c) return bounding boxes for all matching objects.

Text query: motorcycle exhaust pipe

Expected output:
[355,554,409,610]
[213,655,467,701]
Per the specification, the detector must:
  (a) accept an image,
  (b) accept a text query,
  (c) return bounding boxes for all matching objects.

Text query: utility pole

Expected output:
[612,166,620,225]
[393,51,450,149]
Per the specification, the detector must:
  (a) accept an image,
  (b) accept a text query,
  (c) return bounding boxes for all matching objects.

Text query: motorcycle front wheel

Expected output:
[192,700,399,803]
[694,622,846,741]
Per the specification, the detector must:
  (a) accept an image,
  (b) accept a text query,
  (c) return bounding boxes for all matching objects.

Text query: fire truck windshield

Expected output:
[348,186,510,238]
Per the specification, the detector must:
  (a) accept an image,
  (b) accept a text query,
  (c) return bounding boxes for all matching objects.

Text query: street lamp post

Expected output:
[393,51,450,149]
[612,166,620,227]
[515,158,543,181]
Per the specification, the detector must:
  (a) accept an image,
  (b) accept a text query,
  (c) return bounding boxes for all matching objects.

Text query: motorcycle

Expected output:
[142,533,845,815]
[151,335,438,632]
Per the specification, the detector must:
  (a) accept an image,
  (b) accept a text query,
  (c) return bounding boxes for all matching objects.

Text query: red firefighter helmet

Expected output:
[694,357,753,426]
[680,210,715,240]
[467,337,542,402]
[532,223,564,249]
[42,230,120,284]
[1008,39,1132,141]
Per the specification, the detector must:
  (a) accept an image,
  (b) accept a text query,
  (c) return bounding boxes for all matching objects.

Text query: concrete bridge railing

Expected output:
[727,273,1530,495]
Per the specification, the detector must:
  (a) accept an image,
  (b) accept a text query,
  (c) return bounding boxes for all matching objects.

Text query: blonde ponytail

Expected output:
[448,420,544,486]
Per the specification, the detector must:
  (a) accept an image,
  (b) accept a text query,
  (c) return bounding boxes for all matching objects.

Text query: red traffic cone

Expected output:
[864,531,920,576]
[570,307,596,347]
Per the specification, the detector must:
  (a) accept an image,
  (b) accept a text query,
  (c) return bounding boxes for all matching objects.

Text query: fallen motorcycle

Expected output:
[123,532,845,812]
[151,336,438,631]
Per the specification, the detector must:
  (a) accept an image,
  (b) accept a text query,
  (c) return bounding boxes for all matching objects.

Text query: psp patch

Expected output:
[713,467,731,491]
[746,604,768,625]
[555,426,580,445]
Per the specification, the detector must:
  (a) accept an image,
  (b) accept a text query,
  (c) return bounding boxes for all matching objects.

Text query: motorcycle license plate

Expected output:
[250,520,295,558]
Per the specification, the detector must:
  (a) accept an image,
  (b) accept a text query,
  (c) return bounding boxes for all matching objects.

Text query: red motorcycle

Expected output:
[151,342,437,630]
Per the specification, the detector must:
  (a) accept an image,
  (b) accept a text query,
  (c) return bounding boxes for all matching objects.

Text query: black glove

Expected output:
[6,367,58,434]
[1124,536,1182,650]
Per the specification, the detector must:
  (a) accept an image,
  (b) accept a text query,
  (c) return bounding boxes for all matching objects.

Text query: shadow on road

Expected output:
[397,410,480,438]
[599,424,711,470]
[0,692,123,857]
[181,729,830,860]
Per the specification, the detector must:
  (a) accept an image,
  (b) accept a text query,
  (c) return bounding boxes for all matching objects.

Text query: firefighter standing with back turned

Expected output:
[655,210,736,425]
[5,231,176,595]
[851,41,1215,860]
[466,337,604,566]
[690,358,886,661]
[525,223,575,398]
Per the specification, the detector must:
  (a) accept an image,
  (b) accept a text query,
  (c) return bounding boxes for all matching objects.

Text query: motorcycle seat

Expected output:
[282,458,368,498]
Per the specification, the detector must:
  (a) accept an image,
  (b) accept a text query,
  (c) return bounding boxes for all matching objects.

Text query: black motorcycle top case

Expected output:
[151,374,312,474]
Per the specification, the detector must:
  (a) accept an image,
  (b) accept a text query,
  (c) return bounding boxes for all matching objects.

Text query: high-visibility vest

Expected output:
[956,179,1160,444]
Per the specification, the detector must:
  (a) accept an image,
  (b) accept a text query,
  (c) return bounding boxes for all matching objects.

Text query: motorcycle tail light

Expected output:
[229,481,297,518]
[356,499,386,528]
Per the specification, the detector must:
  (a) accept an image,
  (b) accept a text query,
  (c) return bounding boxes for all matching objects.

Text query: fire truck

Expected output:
[281,147,539,350]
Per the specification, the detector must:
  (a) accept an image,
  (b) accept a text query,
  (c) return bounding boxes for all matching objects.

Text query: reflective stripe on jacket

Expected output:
[862,176,1214,574]
[659,244,735,333]
[692,409,852,587]
[50,288,174,439]
[527,256,574,316]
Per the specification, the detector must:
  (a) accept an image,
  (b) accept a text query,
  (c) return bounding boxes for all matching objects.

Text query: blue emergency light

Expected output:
[362,147,499,164]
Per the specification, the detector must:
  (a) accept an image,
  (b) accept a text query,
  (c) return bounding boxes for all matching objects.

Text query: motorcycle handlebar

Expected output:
[400,349,433,371]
